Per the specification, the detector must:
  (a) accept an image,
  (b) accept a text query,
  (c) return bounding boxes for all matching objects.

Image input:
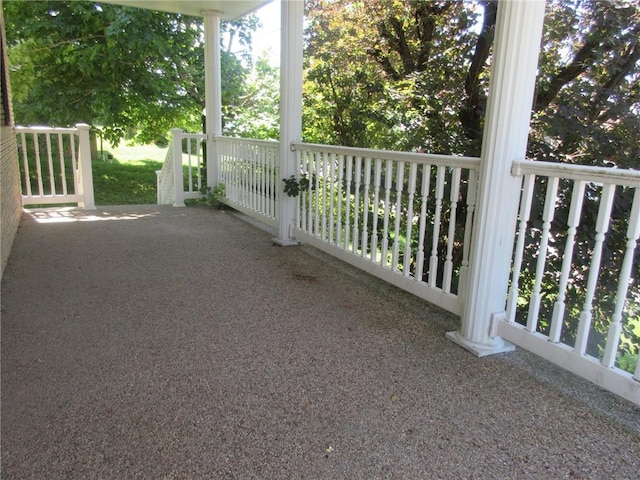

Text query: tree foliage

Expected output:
[3,0,258,144]
[303,0,640,369]
[303,0,640,168]
[224,54,280,140]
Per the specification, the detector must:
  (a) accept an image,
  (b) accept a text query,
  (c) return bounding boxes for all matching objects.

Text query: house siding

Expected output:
[1,2,22,279]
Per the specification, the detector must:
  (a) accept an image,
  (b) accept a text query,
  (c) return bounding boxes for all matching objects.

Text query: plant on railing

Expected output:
[198,183,226,208]
[283,173,311,197]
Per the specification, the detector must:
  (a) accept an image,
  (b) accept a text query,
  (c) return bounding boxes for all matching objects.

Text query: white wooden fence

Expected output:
[157,131,279,226]
[500,160,640,404]
[157,132,640,404]
[217,136,279,227]
[16,125,95,209]
[290,142,481,315]
[156,129,207,207]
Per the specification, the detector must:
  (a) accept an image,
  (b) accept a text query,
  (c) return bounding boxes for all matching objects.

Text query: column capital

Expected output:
[200,9,223,17]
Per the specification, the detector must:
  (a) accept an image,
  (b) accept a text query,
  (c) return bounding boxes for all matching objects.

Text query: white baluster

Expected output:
[298,149,305,230]
[187,138,194,193]
[403,162,418,277]
[273,145,277,216]
[256,145,262,213]
[322,151,329,241]
[219,140,225,196]
[329,153,336,244]
[33,133,44,197]
[371,158,383,263]
[443,168,462,292]
[254,145,260,211]
[256,145,262,214]
[415,164,432,281]
[229,141,235,202]
[352,156,362,254]
[506,174,536,322]
[226,141,231,199]
[336,154,345,246]
[314,151,321,236]
[238,141,244,203]
[45,133,55,195]
[57,134,68,195]
[344,155,353,250]
[232,141,236,200]
[227,141,232,195]
[381,159,393,267]
[244,142,250,206]
[265,145,271,216]
[458,169,477,298]
[252,144,257,210]
[527,176,560,332]
[602,188,640,368]
[391,161,405,272]
[247,144,253,209]
[361,157,372,258]
[20,133,32,197]
[574,183,616,355]
[429,166,445,287]
[549,180,586,341]
[296,150,303,229]
[69,133,78,195]
[197,139,203,194]
[232,140,238,203]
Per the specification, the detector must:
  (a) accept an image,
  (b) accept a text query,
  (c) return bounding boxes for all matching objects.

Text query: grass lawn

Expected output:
[93,140,167,205]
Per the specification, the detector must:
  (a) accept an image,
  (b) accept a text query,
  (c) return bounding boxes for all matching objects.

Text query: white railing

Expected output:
[290,142,481,315]
[156,144,175,205]
[216,135,279,227]
[501,159,640,404]
[16,125,95,209]
[156,129,206,207]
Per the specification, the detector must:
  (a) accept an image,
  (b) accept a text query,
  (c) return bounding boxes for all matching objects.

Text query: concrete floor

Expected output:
[2,205,639,479]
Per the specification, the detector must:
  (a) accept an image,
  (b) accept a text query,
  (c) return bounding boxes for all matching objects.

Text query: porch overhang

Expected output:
[100,0,271,20]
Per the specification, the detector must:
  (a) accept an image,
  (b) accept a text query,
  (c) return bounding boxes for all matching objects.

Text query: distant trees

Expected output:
[3,0,258,144]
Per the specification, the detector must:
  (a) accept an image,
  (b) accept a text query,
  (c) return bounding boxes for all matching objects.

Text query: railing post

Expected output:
[274,0,304,246]
[446,0,546,356]
[172,128,185,207]
[75,123,95,210]
[155,169,162,205]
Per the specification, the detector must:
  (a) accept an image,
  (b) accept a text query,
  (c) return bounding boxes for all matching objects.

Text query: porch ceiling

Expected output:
[100,0,272,20]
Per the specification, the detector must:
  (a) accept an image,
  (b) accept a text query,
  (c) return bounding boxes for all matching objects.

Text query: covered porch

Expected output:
[2,205,639,478]
[7,0,640,405]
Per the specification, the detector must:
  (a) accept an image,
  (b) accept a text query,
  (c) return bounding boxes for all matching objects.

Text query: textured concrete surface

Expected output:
[2,205,639,479]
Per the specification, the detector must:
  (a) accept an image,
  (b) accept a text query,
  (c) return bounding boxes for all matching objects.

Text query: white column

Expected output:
[446,0,546,356]
[202,10,222,189]
[75,123,95,210]
[273,0,304,246]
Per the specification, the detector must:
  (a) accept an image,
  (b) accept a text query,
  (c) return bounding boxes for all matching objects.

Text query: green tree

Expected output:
[303,0,640,369]
[3,0,258,144]
[224,53,280,140]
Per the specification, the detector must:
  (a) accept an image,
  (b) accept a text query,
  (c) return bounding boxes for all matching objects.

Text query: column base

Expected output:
[272,237,302,247]
[445,330,515,358]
